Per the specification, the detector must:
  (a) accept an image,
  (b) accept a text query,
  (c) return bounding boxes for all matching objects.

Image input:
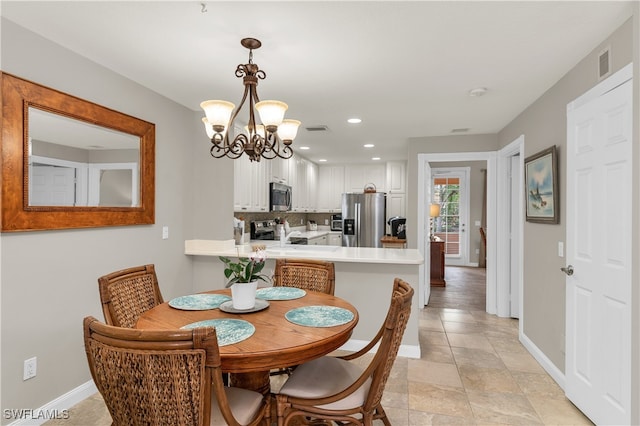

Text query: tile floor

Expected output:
[46,266,593,425]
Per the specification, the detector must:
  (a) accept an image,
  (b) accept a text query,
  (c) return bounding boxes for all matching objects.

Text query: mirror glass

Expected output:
[28,107,140,207]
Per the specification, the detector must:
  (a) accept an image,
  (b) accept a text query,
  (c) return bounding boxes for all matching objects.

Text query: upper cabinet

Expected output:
[234,155,269,212]
[385,161,407,222]
[270,156,290,185]
[317,166,345,212]
[345,164,386,193]
[292,156,317,212]
[234,157,405,216]
[386,161,406,193]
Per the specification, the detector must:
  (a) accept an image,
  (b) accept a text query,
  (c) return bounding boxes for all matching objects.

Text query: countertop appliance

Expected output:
[269,182,292,212]
[330,214,342,231]
[250,220,277,240]
[342,192,386,248]
[388,216,407,239]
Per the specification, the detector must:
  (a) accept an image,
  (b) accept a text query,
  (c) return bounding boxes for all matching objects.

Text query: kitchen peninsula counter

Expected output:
[185,239,423,265]
[185,239,423,359]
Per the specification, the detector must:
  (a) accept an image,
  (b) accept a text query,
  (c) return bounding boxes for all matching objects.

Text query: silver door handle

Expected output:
[561,265,574,276]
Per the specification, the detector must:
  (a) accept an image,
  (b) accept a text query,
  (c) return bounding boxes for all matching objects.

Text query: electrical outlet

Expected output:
[23,357,37,381]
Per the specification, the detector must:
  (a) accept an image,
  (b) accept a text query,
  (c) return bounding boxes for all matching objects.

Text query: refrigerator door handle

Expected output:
[355,203,361,247]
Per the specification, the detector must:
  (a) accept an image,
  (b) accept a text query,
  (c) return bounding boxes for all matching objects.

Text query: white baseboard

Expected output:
[519,330,566,390]
[8,381,97,426]
[340,339,421,359]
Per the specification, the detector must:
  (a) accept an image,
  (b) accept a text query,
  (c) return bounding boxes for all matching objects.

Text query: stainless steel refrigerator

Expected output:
[342,192,386,247]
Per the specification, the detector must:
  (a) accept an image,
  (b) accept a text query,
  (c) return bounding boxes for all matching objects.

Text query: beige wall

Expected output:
[498,18,634,373]
[0,19,233,417]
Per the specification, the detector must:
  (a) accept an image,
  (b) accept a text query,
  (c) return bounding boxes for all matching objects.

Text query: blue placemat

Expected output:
[285,306,355,328]
[181,319,255,346]
[256,287,306,301]
[169,294,231,310]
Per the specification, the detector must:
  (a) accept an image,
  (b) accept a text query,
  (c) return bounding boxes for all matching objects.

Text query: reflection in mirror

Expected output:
[28,107,140,207]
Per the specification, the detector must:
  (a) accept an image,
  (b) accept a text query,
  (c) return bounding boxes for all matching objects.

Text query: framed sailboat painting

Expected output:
[525,145,559,224]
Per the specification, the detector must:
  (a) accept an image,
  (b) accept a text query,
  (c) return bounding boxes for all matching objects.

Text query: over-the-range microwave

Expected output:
[269,182,292,212]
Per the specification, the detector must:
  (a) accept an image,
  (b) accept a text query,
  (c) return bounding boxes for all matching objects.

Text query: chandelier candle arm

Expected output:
[200,38,300,162]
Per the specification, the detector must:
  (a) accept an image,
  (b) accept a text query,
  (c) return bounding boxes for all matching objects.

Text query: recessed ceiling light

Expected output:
[468,87,488,97]
[363,143,375,148]
[318,159,327,162]
[299,146,310,150]
[372,157,381,161]
[347,118,362,124]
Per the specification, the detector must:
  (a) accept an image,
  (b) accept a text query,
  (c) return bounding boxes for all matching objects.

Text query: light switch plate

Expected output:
[558,241,564,257]
[162,226,169,240]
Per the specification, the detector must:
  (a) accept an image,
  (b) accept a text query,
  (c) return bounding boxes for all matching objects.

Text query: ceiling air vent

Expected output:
[305,125,328,132]
[451,128,469,133]
[598,46,610,80]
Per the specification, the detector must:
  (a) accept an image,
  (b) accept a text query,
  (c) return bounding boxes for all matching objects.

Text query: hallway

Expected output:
[46,266,592,425]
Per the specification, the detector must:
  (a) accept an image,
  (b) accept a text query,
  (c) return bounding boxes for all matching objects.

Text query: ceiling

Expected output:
[1,1,634,164]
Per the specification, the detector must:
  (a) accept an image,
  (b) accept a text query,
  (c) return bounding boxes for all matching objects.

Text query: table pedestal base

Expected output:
[229,371,271,396]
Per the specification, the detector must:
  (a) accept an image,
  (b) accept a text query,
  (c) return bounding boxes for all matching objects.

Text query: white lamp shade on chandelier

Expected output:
[255,100,288,128]
[200,100,235,129]
[278,119,302,142]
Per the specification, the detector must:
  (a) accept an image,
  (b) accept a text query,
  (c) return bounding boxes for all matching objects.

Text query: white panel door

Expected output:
[565,74,631,425]
[30,165,75,206]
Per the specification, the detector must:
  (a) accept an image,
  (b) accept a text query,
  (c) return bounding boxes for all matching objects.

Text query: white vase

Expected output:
[230,281,257,310]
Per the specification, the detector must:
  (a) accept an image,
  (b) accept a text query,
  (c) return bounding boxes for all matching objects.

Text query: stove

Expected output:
[250,220,277,240]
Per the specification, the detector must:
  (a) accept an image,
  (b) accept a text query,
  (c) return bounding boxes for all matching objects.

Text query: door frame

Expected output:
[497,136,525,321]
[418,152,499,314]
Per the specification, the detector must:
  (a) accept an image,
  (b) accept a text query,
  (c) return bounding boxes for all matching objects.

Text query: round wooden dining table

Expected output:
[135,288,358,394]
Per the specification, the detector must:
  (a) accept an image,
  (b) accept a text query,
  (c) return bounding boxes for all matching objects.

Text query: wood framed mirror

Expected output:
[1,72,155,231]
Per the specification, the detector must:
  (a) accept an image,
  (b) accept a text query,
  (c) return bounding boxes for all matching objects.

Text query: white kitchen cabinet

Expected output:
[288,154,298,203]
[386,161,406,193]
[327,232,342,246]
[293,156,307,211]
[317,165,345,212]
[345,164,386,193]
[293,156,318,212]
[233,155,269,212]
[270,156,291,184]
[307,234,327,245]
[385,161,406,224]
[306,160,318,212]
[387,192,406,219]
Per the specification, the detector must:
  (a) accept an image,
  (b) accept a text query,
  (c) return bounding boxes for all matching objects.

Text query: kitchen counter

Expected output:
[185,239,423,265]
[186,238,423,359]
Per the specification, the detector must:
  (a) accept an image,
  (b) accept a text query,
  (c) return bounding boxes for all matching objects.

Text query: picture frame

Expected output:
[524,145,559,224]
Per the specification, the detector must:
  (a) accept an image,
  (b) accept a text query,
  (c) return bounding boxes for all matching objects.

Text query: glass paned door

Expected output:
[432,168,469,266]
[433,177,460,255]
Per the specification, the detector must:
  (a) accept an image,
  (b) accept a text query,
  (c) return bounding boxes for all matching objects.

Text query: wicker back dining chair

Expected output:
[98,264,164,328]
[275,278,414,426]
[83,316,270,426]
[273,258,335,295]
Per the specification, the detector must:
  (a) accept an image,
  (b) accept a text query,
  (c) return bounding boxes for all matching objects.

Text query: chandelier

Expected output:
[200,38,301,162]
